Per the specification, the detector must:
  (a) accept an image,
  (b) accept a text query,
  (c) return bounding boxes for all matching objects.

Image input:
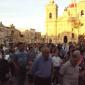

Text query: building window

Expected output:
[49,13,52,19]
[81,10,84,16]
[72,33,74,39]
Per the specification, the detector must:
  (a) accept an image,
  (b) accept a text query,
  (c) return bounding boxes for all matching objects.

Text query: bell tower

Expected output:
[49,0,54,3]
[46,0,58,43]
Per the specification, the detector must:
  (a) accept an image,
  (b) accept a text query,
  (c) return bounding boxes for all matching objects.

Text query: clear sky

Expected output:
[0,0,79,33]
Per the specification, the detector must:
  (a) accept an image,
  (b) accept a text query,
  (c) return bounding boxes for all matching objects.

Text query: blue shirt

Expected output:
[32,55,53,78]
[14,50,29,67]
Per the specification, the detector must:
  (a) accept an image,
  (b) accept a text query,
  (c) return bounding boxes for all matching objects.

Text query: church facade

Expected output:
[45,0,85,43]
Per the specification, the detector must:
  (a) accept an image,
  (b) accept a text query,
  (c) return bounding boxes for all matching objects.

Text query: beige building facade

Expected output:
[0,23,22,45]
[23,29,42,44]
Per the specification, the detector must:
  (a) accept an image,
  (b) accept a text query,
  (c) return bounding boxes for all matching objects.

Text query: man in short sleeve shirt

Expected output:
[60,50,80,85]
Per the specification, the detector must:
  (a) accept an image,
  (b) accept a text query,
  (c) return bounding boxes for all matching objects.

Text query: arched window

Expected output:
[81,10,84,16]
[49,13,52,19]
[72,33,74,39]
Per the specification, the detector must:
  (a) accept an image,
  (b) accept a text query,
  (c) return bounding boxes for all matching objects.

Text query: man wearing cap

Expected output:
[60,50,80,85]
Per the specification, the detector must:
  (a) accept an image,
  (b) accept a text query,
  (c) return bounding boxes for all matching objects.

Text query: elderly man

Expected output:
[32,46,53,85]
[60,50,80,85]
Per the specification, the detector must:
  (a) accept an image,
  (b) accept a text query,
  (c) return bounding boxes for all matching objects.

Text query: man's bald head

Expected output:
[42,46,49,52]
[42,46,50,60]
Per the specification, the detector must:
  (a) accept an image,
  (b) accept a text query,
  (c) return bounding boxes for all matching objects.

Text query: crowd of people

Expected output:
[0,40,85,85]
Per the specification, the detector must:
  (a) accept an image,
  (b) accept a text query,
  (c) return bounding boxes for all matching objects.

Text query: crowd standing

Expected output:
[0,40,85,85]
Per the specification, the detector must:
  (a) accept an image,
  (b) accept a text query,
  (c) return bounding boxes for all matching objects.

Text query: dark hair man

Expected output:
[13,42,29,85]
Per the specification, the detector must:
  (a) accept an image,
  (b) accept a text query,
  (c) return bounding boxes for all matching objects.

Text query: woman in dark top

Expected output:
[0,50,10,84]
